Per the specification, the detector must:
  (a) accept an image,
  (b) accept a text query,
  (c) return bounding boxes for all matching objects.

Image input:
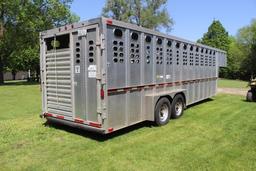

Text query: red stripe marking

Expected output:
[148,84,155,87]
[56,115,64,119]
[74,118,85,124]
[137,87,143,90]
[157,85,165,88]
[124,87,131,91]
[45,113,53,117]
[108,88,119,92]
[137,85,144,89]
[107,77,218,94]
[89,122,102,128]
[175,81,181,85]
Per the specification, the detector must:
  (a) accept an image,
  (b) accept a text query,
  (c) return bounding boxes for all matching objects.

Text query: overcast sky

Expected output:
[71,0,256,41]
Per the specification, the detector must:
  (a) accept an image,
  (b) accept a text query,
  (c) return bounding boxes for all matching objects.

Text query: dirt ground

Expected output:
[217,88,248,96]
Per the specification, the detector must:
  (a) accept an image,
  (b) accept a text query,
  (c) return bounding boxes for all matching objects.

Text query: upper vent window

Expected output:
[157,38,162,45]
[45,34,70,51]
[145,35,151,43]
[131,32,139,41]
[113,28,123,38]
[167,40,172,47]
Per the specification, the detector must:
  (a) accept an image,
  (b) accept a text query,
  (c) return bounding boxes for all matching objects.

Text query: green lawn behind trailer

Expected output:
[218,78,248,89]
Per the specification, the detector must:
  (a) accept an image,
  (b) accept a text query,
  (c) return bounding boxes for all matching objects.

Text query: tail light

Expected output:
[101,88,104,99]
[108,127,114,133]
[106,19,113,25]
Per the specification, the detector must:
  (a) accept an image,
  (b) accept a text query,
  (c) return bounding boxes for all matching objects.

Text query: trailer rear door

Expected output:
[44,34,73,119]
[42,25,100,124]
[72,25,99,123]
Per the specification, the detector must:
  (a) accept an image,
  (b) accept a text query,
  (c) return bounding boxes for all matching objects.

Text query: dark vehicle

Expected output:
[247,78,256,102]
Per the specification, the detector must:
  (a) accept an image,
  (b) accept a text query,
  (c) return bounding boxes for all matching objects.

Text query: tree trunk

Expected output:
[36,65,40,82]
[0,57,4,84]
[12,70,16,80]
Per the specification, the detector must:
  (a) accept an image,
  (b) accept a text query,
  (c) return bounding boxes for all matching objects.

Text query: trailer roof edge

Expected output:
[40,16,226,54]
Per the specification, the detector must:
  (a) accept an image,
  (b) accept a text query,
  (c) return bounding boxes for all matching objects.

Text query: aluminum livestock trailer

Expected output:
[40,17,227,134]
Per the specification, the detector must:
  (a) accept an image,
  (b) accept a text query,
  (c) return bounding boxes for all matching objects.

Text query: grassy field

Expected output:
[218,78,248,89]
[0,81,41,120]
[0,81,256,170]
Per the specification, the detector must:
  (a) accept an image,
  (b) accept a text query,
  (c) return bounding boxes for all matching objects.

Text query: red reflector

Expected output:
[108,127,114,133]
[74,118,84,124]
[45,113,53,117]
[106,19,113,25]
[89,122,101,128]
[100,88,104,99]
[56,115,64,119]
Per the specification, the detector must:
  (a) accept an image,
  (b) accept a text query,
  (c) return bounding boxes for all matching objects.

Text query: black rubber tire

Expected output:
[246,90,253,102]
[171,94,185,119]
[154,97,171,126]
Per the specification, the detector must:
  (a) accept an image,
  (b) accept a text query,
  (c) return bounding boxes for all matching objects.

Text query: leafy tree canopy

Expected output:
[102,0,173,32]
[237,19,256,78]
[0,0,79,83]
[198,20,230,52]
[198,20,231,78]
[199,19,256,80]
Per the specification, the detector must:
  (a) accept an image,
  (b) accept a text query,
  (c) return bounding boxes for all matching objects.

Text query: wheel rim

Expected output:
[159,103,169,122]
[175,99,183,116]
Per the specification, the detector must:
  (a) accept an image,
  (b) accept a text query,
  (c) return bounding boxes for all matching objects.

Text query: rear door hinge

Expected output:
[100,33,105,50]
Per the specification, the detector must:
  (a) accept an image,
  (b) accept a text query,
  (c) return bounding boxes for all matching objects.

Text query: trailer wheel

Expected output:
[171,94,185,119]
[246,90,253,102]
[154,97,171,126]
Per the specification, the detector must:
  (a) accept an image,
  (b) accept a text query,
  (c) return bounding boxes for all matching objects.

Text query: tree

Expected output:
[102,0,173,31]
[198,20,230,51]
[0,21,3,38]
[198,20,230,78]
[237,19,256,79]
[102,0,131,22]
[227,36,247,79]
[0,0,79,84]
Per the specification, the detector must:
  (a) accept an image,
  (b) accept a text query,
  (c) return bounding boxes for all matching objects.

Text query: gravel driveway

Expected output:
[217,88,248,96]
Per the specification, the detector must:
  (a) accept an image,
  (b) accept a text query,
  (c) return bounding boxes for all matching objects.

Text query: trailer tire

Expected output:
[246,90,253,102]
[171,94,185,119]
[154,97,171,126]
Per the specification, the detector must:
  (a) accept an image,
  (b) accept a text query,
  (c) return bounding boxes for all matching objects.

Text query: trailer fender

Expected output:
[145,89,187,121]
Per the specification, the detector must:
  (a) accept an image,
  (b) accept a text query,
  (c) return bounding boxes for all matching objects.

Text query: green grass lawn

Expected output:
[218,78,248,89]
[0,81,256,170]
[0,81,41,120]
